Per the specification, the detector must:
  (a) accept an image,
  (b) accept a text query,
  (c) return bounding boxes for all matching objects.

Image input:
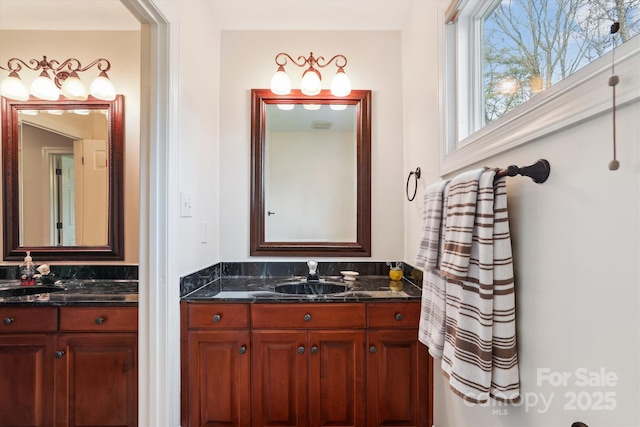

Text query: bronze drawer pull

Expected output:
[55,350,65,359]
[213,314,221,322]
[303,314,311,322]
[2,317,14,325]
[95,317,106,325]
[395,313,404,321]
[369,345,377,354]
[311,346,318,354]
[297,346,305,354]
[239,345,247,355]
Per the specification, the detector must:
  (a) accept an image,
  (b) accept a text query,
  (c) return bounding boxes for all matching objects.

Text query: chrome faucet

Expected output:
[306,260,319,282]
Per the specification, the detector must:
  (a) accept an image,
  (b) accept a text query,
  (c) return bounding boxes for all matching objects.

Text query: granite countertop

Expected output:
[182,275,422,303]
[0,279,138,306]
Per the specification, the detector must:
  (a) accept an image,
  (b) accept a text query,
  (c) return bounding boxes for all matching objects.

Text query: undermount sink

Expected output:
[274,281,349,295]
[0,284,66,298]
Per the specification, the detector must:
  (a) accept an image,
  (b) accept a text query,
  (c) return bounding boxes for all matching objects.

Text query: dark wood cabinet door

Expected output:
[187,330,251,427]
[308,330,365,427]
[366,329,431,427]
[0,334,55,427]
[55,333,137,427]
[251,330,308,427]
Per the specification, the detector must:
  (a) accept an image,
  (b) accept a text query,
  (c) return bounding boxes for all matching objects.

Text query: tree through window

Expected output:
[483,0,640,124]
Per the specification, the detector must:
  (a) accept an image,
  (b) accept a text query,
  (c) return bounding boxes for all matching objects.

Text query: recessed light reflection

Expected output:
[277,104,295,111]
[303,104,321,111]
[330,104,348,111]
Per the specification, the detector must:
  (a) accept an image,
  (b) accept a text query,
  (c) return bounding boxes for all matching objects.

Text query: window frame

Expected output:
[440,1,640,175]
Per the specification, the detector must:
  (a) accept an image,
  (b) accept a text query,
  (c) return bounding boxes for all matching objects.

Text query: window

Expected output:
[484,0,640,124]
[443,0,640,171]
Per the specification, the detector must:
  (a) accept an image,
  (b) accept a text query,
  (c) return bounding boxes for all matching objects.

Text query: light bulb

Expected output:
[0,71,29,101]
[300,68,321,96]
[90,71,116,101]
[30,71,59,101]
[330,69,351,97]
[270,67,291,95]
[61,72,88,100]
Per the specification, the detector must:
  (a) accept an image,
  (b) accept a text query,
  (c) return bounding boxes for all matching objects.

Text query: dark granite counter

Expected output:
[181,275,421,303]
[0,280,138,306]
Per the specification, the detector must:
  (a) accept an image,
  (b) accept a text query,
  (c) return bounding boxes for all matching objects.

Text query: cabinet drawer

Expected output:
[367,302,421,328]
[59,307,137,332]
[252,303,366,329]
[188,303,250,329]
[0,307,58,332]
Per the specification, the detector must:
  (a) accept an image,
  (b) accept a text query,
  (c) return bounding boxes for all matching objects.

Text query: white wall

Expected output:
[403,14,640,427]
[0,30,141,264]
[152,3,223,275]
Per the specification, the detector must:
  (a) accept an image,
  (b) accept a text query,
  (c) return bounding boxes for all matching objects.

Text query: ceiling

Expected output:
[0,0,140,31]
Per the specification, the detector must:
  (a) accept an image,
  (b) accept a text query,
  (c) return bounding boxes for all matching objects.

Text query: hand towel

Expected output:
[418,181,449,357]
[418,269,448,358]
[415,180,449,271]
[440,168,486,280]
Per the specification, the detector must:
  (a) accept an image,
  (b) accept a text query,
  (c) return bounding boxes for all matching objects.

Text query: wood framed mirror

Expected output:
[250,89,371,257]
[2,95,124,261]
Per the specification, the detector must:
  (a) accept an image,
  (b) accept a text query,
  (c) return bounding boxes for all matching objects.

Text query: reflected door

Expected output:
[73,139,108,246]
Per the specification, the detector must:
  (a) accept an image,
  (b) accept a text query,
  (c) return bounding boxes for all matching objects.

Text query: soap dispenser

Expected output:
[19,251,36,286]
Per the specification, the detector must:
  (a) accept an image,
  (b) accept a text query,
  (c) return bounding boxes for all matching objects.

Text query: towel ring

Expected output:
[406,167,421,201]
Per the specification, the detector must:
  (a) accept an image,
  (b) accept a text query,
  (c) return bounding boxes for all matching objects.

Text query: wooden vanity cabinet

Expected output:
[0,307,57,427]
[56,307,138,427]
[251,303,366,427]
[366,302,432,427]
[181,301,432,427]
[182,303,251,427]
[0,306,138,427]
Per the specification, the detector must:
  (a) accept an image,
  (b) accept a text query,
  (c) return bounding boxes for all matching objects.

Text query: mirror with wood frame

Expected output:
[2,95,124,261]
[250,89,371,256]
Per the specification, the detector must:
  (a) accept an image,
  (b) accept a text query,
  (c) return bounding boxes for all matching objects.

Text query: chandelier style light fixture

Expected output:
[270,52,351,97]
[0,55,116,102]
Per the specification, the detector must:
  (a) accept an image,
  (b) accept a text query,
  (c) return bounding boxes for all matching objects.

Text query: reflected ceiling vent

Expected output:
[311,121,332,130]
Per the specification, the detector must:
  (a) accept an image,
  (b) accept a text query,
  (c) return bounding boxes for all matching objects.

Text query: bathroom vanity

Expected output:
[0,278,138,427]
[180,270,433,427]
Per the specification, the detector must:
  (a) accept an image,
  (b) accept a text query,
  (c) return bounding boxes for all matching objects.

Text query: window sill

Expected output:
[439,36,640,176]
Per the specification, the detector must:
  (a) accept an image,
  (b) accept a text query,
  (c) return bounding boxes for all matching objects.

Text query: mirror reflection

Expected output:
[250,89,371,257]
[264,103,357,242]
[19,109,109,247]
[2,95,124,261]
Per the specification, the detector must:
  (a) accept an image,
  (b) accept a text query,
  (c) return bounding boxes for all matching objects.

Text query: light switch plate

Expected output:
[180,192,192,217]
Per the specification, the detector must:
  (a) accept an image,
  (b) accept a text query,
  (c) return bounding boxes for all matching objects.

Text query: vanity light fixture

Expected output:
[0,55,116,101]
[270,52,352,97]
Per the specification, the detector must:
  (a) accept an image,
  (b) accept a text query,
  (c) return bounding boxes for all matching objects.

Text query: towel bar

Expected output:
[495,159,550,184]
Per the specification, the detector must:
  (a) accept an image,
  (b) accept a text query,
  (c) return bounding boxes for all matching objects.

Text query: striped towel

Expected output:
[418,269,448,357]
[417,182,449,357]
[489,176,520,402]
[415,180,449,270]
[440,168,487,280]
[440,169,520,404]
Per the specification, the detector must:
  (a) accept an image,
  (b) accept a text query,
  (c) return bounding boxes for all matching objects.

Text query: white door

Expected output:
[74,139,108,246]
